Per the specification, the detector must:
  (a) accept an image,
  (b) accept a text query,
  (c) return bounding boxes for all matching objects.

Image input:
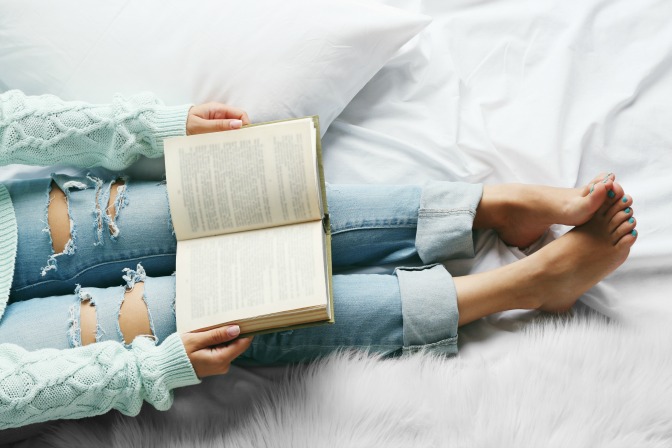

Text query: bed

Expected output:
[2,0,672,445]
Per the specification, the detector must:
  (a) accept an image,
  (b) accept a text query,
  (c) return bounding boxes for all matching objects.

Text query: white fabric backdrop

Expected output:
[323,0,672,361]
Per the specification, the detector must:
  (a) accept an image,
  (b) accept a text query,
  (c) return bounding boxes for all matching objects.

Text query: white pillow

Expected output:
[0,0,429,136]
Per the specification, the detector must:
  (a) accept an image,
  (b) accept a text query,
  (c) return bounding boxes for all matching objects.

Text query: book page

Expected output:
[175,221,328,333]
[165,118,321,241]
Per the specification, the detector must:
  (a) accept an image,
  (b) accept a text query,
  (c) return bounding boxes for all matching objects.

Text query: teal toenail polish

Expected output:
[607,190,615,198]
[624,207,631,214]
[632,230,637,237]
[628,217,634,223]
[622,196,628,203]
[590,183,595,194]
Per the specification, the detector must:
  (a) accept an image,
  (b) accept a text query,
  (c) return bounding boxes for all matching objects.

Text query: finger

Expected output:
[203,103,249,122]
[185,325,241,350]
[189,336,252,377]
[190,116,244,134]
[214,336,254,363]
[221,106,248,122]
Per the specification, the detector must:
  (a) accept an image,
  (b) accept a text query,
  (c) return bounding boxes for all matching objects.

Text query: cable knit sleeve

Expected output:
[0,333,200,430]
[0,89,190,170]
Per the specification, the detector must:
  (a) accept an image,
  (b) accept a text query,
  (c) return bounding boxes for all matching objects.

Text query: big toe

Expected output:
[583,172,616,196]
[596,181,625,216]
[584,181,610,214]
[608,181,625,206]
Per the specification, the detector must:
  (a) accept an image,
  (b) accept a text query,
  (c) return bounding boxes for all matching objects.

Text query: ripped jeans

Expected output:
[0,174,483,363]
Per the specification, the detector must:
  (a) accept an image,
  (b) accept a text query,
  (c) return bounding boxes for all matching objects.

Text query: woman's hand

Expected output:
[186,103,251,135]
[181,325,253,378]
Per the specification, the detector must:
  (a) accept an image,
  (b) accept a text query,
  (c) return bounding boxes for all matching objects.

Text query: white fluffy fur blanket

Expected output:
[32,314,672,448]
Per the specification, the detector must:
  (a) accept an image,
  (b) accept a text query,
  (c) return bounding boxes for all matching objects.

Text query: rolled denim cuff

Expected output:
[416,181,483,263]
[394,263,459,356]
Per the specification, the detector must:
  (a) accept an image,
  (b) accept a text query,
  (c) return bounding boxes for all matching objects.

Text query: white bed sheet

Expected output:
[324,0,672,360]
[3,0,672,443]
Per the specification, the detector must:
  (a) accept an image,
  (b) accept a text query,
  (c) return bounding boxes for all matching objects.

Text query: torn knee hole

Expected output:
[106,179,126,237]
[119,281,153,344]
[47,182,71,253]
[79,282,153,346]
[79,299,97,346]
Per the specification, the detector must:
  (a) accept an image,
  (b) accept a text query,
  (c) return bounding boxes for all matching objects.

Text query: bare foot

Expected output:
[531,191,637,312]
[454,190,637,325]
[475,173,625,249]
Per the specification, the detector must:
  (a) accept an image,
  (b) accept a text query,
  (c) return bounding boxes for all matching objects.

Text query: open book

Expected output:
[164,117,333,336]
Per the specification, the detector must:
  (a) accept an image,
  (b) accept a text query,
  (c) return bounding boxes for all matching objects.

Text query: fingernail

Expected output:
[622,196,628,203]
[631,230,638,237]
[227,325,241,337]
[628,217,634,223]
[624,207,631,214]
[607,190,615,198]
[230,120,243,129]
[590,183,595,194]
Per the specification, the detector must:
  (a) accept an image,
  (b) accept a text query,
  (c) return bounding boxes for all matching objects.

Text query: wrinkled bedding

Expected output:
[324,0,672,359]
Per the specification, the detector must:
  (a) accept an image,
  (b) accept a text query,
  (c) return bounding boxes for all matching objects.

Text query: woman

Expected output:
[0,90,637,429]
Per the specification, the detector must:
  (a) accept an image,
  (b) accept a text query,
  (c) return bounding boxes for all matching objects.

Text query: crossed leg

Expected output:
[457,173,636,324]
[55,173,636,345]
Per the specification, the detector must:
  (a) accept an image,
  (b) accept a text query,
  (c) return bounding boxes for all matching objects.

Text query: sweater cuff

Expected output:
[149,104,191,151]
[0,184,17,322]
[146,333,201,391]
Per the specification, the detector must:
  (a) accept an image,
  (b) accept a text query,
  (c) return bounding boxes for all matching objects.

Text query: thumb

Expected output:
[212,118,244,131]
[185,325,241,350]
[189,116,243,134]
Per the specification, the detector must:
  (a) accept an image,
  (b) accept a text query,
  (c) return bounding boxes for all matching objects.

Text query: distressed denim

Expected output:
[0,175,483,363]
[5,174,176,302]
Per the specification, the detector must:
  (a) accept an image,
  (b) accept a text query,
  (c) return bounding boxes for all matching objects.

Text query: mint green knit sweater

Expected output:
[0,90,200,430]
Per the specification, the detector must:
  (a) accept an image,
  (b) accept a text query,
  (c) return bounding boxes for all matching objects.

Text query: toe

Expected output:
[583,172,615,196]
[612,215,637,245]
[615,227,638,250]
[584,181,609,214]
[604,191,632,218]
[606,182,625,207]
[610,210,635,234]
[595,184,618,216]
[594,172,615,184]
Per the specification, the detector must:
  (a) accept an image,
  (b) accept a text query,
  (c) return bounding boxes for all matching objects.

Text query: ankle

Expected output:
[513,254,553,310]
[473,184,510,230]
